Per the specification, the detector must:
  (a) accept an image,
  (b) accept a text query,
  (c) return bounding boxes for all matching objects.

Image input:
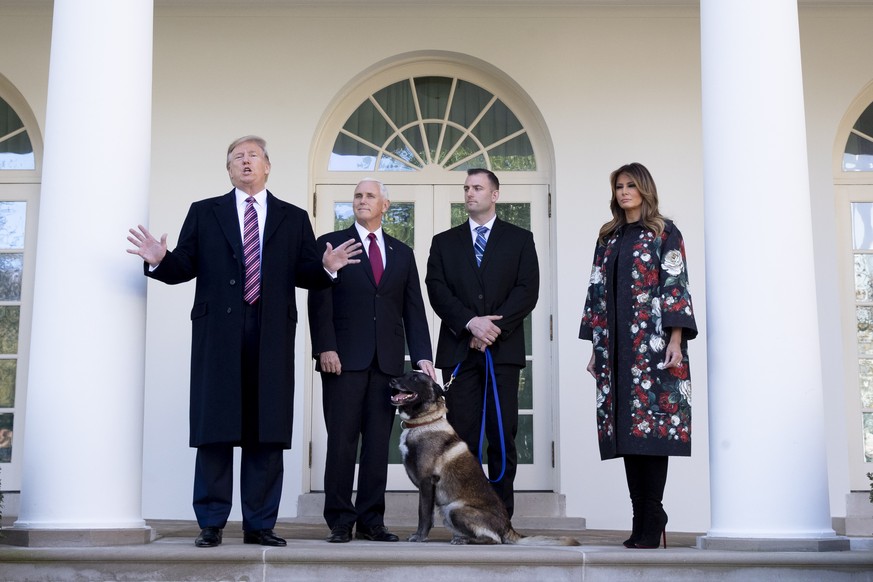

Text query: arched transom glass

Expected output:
[844,101,873,172]
[0,96,34,170]
[329,76,535,172]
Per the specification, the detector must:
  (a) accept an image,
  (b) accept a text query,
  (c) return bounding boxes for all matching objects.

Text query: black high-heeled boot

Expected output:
[622,499,643,548]
[634,503,668,549]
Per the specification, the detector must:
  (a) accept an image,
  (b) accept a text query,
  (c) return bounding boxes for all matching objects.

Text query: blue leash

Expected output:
[443,347,507,483]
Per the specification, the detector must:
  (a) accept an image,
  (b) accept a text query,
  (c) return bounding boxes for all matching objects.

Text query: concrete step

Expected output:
[295,491,587,530]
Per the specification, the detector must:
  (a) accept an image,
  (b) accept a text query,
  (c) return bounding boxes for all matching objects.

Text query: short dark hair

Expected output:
[467,168,499,190]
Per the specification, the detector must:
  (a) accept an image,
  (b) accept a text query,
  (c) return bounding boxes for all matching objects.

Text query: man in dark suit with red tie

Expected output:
[127,136,361,548]
[425,168,539,518]
[309,179,436,543]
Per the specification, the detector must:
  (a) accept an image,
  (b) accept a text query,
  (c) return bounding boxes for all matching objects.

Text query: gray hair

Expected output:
[226,135,270,168]
[360,177,389,199]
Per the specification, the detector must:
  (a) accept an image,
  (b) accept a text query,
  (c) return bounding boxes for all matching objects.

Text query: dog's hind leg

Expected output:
[444,504,501,545]
[409,478,437,542]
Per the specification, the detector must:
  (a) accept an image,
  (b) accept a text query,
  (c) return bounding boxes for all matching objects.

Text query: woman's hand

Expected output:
[662,328,683,369]
[587,352,596,379]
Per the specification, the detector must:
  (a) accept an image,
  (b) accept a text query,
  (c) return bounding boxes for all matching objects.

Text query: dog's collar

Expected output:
[401,415,445,429]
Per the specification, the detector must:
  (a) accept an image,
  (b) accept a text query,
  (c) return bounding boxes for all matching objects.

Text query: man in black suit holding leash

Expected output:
[127,136,361,548]
[425,168,539,518]
[309,179,435,543]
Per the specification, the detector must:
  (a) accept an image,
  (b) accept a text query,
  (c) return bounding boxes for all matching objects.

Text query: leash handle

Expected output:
[477,347,507,483]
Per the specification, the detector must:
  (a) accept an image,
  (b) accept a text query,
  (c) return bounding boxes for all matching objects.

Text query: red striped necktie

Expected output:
[243,197,260,304]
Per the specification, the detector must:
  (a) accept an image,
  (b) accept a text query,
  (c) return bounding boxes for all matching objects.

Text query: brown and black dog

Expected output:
[390,370,579,546]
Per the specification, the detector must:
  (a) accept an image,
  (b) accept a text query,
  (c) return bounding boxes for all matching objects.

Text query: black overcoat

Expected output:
[146,190,331,448]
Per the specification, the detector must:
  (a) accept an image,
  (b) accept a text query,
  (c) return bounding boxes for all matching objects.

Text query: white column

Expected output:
[699,0,845,550]
[12,0,153,544]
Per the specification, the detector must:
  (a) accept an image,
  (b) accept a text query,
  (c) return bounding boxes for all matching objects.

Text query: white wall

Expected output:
[2,1,872,533]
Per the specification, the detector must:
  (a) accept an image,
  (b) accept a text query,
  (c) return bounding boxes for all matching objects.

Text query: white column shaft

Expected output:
[17,0,153,529]
[701,0,834,538]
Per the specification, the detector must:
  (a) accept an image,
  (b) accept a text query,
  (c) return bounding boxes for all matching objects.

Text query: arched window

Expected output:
[0,96,35,170]
[329,76,535,172]
[843,101,873,172]
[0,87,40,484]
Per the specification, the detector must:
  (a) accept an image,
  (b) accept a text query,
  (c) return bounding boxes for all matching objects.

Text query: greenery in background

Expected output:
[450,202,531,230]
[868,472,873,503]
[334,202,415,248]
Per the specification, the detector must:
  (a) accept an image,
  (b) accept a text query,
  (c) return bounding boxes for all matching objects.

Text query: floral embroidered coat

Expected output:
[579,220,697,460]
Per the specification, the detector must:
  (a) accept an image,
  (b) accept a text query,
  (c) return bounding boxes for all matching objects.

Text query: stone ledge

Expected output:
[1,526,155,547]
[696,535,851,552]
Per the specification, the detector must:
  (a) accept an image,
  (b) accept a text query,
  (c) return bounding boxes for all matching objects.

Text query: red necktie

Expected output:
[368,233,383,285]
[242,197,260,304]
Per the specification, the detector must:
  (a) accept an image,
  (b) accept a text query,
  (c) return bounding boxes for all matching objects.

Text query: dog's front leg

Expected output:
[409,477,437,542]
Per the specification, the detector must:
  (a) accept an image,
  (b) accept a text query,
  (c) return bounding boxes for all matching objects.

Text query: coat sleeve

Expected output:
[307,234,337,357]
[293,212,334,291]
[425,234,477,338]
[493,229,539,338]
[401,252,433,365]
[659,224,698,341]
[579,240,606,341]
[146,202,199,285]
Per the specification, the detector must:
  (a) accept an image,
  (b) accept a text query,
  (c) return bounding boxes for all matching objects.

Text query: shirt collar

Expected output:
[235,188,267,206]
[469,215,497,234]
[354,221,383,243]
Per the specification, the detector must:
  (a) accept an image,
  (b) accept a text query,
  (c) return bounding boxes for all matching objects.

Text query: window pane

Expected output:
[0,306,19,354]
[373,80,417,128]
[865,412,873,463]
[471,100,523,146]
[449,80,493,129]
[517,414,533,464]
[852,203,873,250]
[342,99,394,147]
[519,362,532,410]
[858,307,873,356]
[0,98,34,170]
[489,134,536,171]
[855,254,873,301]
[496,202,531,231]
[0,253,22,301]
[383,202,415,248]
[0,201,26,249]
[0,412,12,463]
[843,134,873,172]
[415,76,452,121]
[329,134,377,171]
[0,359,14,407]
[860,359,873,408]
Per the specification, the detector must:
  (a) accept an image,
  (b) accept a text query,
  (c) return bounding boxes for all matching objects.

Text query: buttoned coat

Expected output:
[146,190,331,448]
[425,217,539,369]
[308,226,432,375]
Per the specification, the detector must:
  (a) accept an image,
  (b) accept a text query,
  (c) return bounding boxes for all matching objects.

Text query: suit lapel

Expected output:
[350,226,379,288]
[263,191,285,246]
[454,222,480,273]
[478,217,504,271]
[381,232,399,285]
[214,190,243,258]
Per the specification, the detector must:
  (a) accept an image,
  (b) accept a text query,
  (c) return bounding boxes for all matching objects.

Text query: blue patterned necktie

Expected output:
[242,197,260,304]
[474,225,489,266]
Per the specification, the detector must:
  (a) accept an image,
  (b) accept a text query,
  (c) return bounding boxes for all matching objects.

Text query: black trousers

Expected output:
[442,350,520,518]
[191,301,284,532]
[321,361,394,530]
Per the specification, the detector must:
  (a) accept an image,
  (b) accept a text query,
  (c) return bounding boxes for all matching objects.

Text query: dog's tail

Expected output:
[503,528,580,546]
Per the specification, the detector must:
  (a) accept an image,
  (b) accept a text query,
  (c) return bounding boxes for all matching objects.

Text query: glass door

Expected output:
[310,182,550,491]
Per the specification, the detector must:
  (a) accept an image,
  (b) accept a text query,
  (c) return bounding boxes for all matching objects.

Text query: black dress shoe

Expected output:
[327,524,352,543]
[355,525,399,542]
[194,527,222,547]
[243,529,287,546]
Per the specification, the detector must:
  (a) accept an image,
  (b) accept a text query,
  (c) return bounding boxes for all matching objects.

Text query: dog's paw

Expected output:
[408,534,428,543]
[450,536,469,545]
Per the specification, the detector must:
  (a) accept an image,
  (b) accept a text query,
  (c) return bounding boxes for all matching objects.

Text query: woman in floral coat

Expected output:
[579,162,697,549]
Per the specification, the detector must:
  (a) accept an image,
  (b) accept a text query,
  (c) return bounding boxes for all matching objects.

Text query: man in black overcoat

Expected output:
[425,168,539,518]
[309,179,435,543]
[127,136,360,547]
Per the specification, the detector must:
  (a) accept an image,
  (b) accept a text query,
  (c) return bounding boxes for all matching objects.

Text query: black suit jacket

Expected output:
[146,189,331,447]
[308,226,432,376]
[425,217,539,368]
